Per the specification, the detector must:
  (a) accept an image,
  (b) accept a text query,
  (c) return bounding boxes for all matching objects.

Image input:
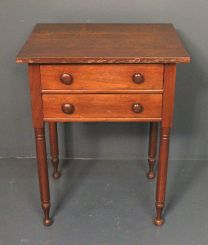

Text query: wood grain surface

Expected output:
[40,64,164,91]
[42,94,162,121]
[16,24,190,64]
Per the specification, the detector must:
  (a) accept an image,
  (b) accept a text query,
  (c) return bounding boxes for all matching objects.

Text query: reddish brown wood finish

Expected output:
[147,122,158,179]
[29,64,52,226]
[154,64,176,226]
[16,24,190,64]
[40,64,164,91]
[48,122,61,179]
[162,64,177,127]
[28,65,43,128]
[35,128,53,226]
[42,94,162,121]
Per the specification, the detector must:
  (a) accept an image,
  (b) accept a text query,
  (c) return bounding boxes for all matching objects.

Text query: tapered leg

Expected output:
[154,127,170,226]
[35,128,53,226]
[48,122,61,179]
[147,122,158,179]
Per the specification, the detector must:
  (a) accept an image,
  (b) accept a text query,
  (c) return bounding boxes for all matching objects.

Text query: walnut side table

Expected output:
[16,23,190,226]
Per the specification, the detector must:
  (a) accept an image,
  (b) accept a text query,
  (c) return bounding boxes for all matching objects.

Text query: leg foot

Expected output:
[42,202,53,226]
[147,166,155,179]
[154,204,165,226]
[43,218,53,226]
[153,217,165,226]
[51,157,61,179]
[52,171,61,180]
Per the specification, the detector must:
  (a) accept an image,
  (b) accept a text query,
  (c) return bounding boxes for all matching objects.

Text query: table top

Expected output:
[16,23,190,64]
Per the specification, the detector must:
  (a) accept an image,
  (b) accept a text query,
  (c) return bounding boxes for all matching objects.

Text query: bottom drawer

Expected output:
[42,94,162,121]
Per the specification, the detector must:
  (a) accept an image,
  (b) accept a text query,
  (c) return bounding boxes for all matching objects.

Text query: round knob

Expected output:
[132,73,144,84]
[62,103,74,114]
[60,73,73,85]
[132,103,143,113]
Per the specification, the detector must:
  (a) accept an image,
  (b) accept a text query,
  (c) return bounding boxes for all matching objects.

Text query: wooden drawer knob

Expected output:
[132,73,144,84]
[62,103,74,114]
[132,103,143,113]
[60,73,73,85]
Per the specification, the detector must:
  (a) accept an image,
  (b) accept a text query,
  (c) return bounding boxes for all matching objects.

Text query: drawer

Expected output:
[43,94,162,121]
[40,64,164,91]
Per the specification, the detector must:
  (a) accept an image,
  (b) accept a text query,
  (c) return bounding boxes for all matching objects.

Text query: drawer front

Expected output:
[40,65,164,91]
[43,94,162,120]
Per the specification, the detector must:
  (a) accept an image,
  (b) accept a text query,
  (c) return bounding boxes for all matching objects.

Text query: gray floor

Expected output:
[0,158,207,245]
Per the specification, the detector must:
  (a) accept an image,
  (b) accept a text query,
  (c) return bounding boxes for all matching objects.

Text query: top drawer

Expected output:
[40,64,164,91]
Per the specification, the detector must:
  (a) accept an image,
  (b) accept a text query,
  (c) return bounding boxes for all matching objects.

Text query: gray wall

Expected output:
[0,0,208,160]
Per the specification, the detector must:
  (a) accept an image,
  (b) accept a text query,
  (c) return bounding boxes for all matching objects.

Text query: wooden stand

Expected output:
[16,24,190,226]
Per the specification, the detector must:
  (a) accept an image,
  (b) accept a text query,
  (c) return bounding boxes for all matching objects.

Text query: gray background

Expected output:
[0,0,208,160]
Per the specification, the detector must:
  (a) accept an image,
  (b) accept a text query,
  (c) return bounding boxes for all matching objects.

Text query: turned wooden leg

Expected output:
[48,122,61,179]
[147,122,158,179]
[35,128,53,226]
[154,127,170,226]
